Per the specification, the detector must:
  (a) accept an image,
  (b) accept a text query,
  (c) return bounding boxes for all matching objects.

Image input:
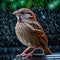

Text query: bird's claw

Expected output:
[25,53,33,58]
[16,53,26,57]
[16,53,33,58]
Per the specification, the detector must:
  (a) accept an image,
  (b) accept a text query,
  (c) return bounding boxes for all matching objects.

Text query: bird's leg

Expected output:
[20,47,31,56]
[16,47,31,57]
[25,48,36,58]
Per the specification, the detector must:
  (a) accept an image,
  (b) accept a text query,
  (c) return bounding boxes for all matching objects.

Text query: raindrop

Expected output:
[42,15,45,19]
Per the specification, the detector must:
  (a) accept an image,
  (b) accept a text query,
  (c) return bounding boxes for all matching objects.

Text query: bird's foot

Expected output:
[25,53,33,58]
[16,52,26,57]
[16,53,33,58]
[16,48,36,58]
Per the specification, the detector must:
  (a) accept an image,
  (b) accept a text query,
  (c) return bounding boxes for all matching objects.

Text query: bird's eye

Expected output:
[20,11,24,14]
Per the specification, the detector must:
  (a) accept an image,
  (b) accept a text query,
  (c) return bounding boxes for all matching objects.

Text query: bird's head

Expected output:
[12,8,36,22]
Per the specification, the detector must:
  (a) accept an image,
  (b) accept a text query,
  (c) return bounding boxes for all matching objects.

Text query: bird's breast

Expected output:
[15,22,34,46]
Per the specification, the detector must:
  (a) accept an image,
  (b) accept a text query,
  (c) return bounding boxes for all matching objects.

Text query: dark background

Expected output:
[0,0,60,60]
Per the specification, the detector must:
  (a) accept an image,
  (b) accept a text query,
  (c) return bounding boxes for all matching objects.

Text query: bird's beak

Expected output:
[12,11,20,20]
[12,11,18,16]
[12,12,16,15]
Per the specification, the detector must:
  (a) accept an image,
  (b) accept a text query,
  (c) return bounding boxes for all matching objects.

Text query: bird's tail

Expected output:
[43,47,52,55]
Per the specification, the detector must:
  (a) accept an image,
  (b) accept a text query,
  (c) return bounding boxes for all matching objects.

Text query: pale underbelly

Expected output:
[15,22,39,47]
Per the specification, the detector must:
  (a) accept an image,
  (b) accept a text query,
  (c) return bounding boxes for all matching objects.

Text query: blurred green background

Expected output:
[0,0,60,11]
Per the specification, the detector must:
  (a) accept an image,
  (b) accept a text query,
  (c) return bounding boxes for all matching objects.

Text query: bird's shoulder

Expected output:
[25,20,43,30]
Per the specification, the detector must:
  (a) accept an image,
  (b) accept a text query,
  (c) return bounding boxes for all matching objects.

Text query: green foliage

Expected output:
[2,1,7,11]
[10,0,32,9]
[47,0,60,10]
[33,0,49,8]
[1,0,60,11]
[1,0,32,11]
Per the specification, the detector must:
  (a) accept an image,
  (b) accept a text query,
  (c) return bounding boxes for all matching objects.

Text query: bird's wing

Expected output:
[33,29,48,45]
[25,21,48,45]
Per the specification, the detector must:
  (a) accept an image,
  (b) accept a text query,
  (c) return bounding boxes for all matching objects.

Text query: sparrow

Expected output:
[13,8,52,58]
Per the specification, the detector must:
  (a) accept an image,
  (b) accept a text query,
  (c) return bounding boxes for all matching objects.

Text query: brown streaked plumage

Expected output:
[13,8,52,58]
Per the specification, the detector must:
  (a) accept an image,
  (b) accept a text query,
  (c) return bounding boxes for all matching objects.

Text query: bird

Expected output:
[13,8,52,58]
